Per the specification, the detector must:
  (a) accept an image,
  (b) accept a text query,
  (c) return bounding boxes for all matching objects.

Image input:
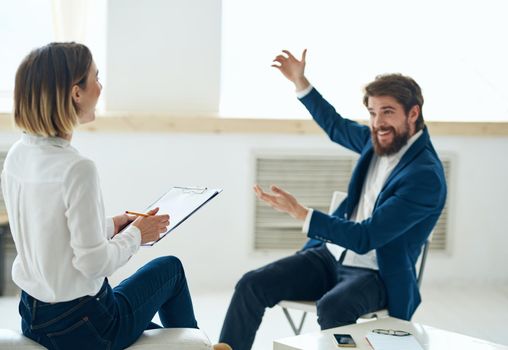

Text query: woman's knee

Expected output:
[150,255,184,275]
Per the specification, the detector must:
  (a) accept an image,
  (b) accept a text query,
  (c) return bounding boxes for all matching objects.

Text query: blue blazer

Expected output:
[300,88,447,320]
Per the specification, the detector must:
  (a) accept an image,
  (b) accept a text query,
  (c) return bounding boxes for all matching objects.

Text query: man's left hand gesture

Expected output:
[254,184,309,221]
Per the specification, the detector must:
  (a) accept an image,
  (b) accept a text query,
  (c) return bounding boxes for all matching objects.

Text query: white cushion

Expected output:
[0,328,212,350]
[127,328,212,350]
[0,329,44,349]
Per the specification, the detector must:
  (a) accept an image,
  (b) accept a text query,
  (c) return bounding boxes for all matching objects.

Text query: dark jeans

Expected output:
[219,245,387,350]
[19,256,198,350]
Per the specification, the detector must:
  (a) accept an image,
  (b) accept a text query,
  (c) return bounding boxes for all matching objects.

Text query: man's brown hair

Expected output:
[363,73,425,132]
[14,42,93,137]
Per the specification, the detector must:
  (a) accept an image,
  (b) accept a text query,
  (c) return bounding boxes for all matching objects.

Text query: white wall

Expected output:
[105,0,221,114]
[2,131,507,292]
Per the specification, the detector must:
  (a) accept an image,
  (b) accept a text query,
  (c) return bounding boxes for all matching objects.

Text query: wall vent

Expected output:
[254,153,451,251]
[254,155,357,250]
[0,150,7,216]
[429,157,452,251]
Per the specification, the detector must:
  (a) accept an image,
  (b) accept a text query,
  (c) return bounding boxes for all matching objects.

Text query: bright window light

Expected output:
[0,0,53,112]
[220,0,508,121]
[0,0,106,113]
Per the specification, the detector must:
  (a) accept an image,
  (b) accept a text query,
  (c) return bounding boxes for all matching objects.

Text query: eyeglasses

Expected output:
[372,329,411,337]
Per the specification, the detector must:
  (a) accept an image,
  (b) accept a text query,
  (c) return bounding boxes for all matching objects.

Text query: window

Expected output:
[0,0,53,112]
[0,0,106,113]
[220,0,508,121]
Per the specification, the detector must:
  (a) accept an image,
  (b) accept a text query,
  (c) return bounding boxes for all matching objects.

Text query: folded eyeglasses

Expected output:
[372,328,411,336]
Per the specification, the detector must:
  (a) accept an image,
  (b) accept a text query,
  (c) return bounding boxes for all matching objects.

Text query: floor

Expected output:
[1,283,507,349]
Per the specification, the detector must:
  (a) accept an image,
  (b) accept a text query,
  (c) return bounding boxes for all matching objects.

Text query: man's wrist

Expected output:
[296,206,309,221]
[294,76,310,92]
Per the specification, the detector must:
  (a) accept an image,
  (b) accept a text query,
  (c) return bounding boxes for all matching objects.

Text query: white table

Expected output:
[273,317,508,350]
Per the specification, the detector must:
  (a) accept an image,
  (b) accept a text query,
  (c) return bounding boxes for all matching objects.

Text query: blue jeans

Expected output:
[19,256,198,350]
[219,245,387,350]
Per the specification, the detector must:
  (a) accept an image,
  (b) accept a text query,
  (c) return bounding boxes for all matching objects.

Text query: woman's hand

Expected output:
[131,207,170,244]
[112,213,136,235]
[254,184,309,221]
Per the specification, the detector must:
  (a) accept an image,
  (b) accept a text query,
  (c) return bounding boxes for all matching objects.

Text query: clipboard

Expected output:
[128,186,222,246]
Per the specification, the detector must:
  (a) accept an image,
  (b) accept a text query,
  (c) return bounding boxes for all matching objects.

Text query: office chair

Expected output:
[278,191,431,335]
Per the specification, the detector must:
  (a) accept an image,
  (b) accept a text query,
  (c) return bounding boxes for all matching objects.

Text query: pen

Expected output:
[125,211,153,217]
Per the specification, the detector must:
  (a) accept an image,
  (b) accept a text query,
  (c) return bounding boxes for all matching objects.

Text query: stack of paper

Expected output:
[366,331,424,350]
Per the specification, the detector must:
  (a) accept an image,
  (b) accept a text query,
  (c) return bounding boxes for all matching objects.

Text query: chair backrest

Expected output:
[416,234,432,288]
[329,191,347,214]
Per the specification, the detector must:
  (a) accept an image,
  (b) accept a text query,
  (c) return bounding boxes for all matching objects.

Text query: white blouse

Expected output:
[1,134,141,302]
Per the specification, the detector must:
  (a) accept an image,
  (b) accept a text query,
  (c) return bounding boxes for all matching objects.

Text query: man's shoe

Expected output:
[213,343,233,350]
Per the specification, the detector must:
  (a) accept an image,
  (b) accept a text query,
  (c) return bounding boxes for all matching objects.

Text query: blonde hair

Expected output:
[14,42,92,137]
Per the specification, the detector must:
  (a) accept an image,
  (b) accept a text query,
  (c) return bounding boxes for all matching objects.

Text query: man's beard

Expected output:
[371,120,410,156]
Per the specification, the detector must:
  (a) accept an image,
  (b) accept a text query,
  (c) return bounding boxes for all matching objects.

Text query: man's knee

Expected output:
[316,295,357,329]
[235,270,259,293]
[233,269,273,302]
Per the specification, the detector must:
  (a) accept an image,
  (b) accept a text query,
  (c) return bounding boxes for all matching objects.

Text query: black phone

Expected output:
[333,333,356,347]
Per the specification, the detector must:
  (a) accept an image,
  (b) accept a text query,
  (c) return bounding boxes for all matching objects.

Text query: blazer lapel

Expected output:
[383,127,430,189]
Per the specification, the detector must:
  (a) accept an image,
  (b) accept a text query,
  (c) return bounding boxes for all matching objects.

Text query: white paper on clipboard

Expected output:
[137,186,222,246]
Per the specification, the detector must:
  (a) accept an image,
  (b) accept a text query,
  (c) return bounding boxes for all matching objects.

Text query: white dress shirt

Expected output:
[0,134,141,302]
[299,85,422,269]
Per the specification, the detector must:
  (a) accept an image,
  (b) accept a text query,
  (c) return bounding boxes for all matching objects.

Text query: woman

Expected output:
[1,42,230,350]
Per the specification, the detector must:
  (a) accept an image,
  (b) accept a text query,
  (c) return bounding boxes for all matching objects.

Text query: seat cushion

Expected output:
[0,329,44,349]
[127,328,212,350]
[0,328,211,350]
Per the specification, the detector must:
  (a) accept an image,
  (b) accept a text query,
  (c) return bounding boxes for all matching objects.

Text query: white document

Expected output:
[133,186,222,246]
[366,331,423,350]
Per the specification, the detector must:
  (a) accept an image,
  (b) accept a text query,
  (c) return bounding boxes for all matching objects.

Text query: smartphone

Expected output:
[333,333,356,347]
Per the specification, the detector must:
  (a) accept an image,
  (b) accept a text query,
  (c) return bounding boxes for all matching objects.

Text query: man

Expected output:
[219,50,447,350]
